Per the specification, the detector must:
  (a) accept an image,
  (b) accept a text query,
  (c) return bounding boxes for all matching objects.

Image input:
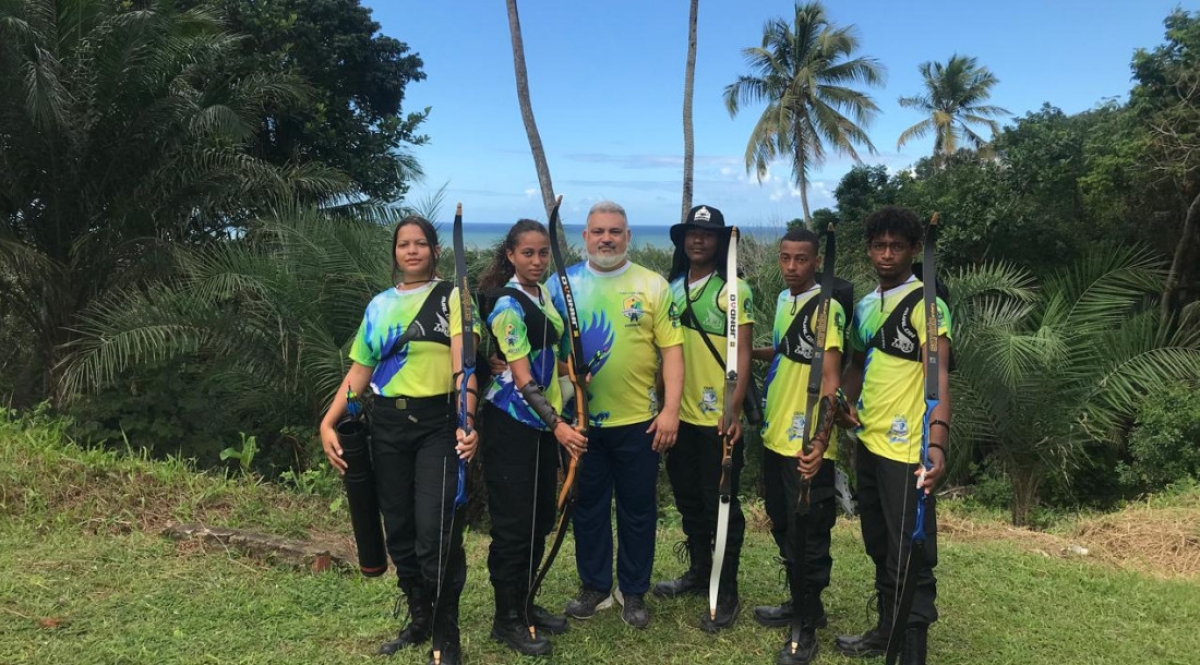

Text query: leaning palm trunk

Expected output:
[1162,190,1199,319]
[680,0,698,220]
[505,0,556,219]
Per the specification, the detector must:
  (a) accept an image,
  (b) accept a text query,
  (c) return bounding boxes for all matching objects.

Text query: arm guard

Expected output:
[520,381,561,430]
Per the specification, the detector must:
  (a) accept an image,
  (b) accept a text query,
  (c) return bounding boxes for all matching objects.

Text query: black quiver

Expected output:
[336,415,387,576]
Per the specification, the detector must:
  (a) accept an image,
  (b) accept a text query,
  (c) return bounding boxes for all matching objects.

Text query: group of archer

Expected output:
[319,200,951,665]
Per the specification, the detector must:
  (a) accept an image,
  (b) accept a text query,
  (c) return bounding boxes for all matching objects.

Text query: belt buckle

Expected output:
[394,397,408,410]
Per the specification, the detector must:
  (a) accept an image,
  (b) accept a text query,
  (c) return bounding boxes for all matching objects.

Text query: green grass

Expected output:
[3,416,1199,664]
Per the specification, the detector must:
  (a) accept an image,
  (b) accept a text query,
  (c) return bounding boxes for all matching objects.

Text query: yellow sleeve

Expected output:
[654,276,684,348]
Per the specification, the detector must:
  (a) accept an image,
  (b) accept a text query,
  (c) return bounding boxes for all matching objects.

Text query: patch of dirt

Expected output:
[940,506,1200,581]
[1071,506,1200,580]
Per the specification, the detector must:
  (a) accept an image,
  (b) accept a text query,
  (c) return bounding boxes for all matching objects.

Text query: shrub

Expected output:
[1119,383,1200,493]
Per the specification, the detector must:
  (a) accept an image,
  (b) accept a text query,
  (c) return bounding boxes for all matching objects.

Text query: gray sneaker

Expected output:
[614,588,650,629]
[564,587,613,620]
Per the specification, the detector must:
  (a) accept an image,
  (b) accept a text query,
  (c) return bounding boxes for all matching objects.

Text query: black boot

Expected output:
[776,630,818,665]
[428,592,463,665]
[379,580,432,656]
[652,539,711,598]
[902,624,928,665]
[491,585,552,656]
[526,599,569,635]
[753,598,829,629]
[699,594,741,633]
[834,594,890,658]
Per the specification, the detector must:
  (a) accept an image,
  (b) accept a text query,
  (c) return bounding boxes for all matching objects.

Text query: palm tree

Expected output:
[0,0,349,400]
[505,0,556,219]
[681,0,699,220]
[724,2,883,227]
[947,248,1200,525]
[896,55,1010,158]
[62,206,394,421]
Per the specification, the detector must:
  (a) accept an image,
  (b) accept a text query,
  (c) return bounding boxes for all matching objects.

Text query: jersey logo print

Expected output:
[787,413,807,442]
[891,304,917,354]
[623,296,645,323]
[888,415,910,444]
[699,387,719,414]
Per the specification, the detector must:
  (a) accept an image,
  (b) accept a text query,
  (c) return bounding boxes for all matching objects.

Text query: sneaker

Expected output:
[614,588,650,629]
[563,587,613,620]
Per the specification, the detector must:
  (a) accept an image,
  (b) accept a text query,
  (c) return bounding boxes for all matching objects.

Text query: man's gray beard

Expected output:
[588,249,627,269]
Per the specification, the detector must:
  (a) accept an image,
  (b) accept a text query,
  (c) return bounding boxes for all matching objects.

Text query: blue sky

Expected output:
[365,0,1184,227]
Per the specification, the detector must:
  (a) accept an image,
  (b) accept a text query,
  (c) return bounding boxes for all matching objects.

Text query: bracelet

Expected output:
[928,442,948,455]
[930,419,950,433]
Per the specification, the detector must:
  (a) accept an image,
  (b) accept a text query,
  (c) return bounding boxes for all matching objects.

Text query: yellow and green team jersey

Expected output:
[546,261,683,428]
[851,276,951,464]
[348,281,479,398]
[669,272,754,427]
[761,286,846,459]
[484,281,565,431]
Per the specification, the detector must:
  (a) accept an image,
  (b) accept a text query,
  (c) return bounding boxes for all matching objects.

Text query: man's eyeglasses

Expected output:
[868,241,913,254]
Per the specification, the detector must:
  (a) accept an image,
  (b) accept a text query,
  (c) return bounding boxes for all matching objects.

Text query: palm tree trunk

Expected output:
[792,134,812,228]
[1009,466,1040,527]
[505,0,556,219]
[1162,188,1199,319]
[680,0,698,222]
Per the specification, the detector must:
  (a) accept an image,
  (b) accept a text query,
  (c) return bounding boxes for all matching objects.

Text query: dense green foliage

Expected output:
[0,0,425,406]
[1120,382,1200,493]
[176,0,429,200]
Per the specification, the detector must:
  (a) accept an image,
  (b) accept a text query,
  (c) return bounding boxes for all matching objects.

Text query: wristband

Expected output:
[928,442,947,456]
[930,419,950,433]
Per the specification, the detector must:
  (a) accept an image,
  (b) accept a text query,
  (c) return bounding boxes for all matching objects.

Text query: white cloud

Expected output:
[524,188,537,199]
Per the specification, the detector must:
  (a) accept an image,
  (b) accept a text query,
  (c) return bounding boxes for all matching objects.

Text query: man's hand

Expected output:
[488,353,508,377]
[797,436,828,480]
[647,409,679,453]
[917,445,946,490]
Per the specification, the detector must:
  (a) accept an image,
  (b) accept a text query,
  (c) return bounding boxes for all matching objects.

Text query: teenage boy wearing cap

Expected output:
[653,204,754,632]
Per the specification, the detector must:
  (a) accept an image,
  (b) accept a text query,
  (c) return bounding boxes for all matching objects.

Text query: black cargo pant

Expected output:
[481,402,559,587]
[856,441,938,626]
[763,448,837,616]
[664,421,745,594]
[370,397,466,599]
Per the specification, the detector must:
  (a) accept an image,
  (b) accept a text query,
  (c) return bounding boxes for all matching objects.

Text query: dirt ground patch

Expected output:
[940,504,1200,581]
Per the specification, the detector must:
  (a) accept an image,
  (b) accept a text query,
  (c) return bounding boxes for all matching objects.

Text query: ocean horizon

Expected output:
[450,222,789,250]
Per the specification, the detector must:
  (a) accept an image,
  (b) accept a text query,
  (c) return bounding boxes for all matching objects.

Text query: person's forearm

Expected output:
[660,345,684,414]
[751,346,774,362]
[842,352,865,403]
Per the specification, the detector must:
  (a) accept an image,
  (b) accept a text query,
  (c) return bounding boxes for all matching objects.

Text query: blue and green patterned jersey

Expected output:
[761,286,845,459]
[546,261,683,428]
[484,281,565,430]
[851,276,951,464]
[669,272,754,427]
[348,281,477,398]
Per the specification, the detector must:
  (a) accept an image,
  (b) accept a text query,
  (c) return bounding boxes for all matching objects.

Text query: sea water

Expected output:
[454,223,786,250]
